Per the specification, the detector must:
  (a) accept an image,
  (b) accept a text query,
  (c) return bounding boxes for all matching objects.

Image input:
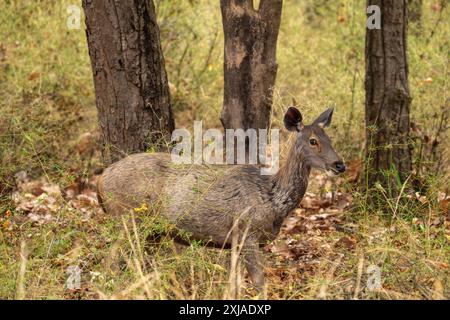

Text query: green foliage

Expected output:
[0,0,448,299]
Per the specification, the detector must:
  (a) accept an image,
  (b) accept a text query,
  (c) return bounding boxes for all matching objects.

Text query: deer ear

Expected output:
[284,107,303,132]
[313,108,334,128]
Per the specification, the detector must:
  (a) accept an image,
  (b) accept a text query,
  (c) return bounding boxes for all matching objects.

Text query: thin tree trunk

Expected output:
[220,0,282,133]
[82,0,174,163]
[365,0,412,195]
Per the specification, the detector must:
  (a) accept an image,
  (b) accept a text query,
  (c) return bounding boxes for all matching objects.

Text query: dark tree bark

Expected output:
[220,0,282,132]
[365,0,412,194]
[83,0,175,163]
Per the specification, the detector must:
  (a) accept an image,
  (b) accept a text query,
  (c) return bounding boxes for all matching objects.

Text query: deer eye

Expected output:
[309,138,318,146]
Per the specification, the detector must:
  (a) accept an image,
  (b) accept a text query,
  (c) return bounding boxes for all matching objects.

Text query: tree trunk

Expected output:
[365,0,412,195]
[82,0,174,163]
[220,0,282,133]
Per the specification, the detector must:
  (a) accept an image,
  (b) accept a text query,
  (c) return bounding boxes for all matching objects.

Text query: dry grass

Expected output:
[0,0,448,299]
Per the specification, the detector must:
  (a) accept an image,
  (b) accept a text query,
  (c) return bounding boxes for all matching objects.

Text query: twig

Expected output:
[317,255,342,299]
[353,252,364,300]
[225,212,251,300]
[345,51,359,138]
[16,240,27,300]
[426,0,448,44]
[392,174,411,219]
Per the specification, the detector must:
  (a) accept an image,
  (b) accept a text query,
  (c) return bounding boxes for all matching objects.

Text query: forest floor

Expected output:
[0,0,449,299]
[1,160,449,299]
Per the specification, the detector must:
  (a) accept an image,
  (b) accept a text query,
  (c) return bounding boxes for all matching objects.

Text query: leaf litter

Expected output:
[3,162,449,299]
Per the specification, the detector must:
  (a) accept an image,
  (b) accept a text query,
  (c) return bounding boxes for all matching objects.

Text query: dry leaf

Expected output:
[345,159,362,183]
[431,2,442,12]
[432,279,445,300]
[336,236,357,250]
[77,132,94,155]
[28,71,41,81]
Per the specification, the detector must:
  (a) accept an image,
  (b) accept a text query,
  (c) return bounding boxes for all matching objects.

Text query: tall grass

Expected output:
[0,0,448,299]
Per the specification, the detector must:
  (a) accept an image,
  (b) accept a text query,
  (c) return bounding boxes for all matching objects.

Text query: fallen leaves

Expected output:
[2,218,12,231]
[344,159,362,184]
[300,192,325,210]
[431,2,442,12]
[12,174,61,225]
[424,77,433,84]
[76,131,100,158]
[8,171,102,228]
[300,191,353,212]
[5,163,448,300]
[438,192,450,216]
[336,236,357,250]
[265,179,357,286]
[432,279,445,300]
[27,71,41,81]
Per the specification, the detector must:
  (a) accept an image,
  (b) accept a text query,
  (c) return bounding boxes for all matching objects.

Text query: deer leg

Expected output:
[242,237,265,292]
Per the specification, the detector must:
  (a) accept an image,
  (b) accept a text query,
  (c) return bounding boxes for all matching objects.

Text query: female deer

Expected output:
[97,107,345,290]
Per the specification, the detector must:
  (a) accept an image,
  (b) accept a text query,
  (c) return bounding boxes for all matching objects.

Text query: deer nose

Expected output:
[333,161,346,173]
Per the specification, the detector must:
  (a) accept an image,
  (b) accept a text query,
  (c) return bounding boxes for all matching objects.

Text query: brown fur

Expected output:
[97,108,344,290]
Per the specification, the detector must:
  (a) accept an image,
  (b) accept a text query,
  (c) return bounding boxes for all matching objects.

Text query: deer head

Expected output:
[283,106,345,176]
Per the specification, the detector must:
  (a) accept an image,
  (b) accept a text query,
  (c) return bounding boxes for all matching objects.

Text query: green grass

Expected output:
[0,0,448,299]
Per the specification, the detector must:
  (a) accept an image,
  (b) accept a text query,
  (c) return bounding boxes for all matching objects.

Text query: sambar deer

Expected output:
[97,107,345,290]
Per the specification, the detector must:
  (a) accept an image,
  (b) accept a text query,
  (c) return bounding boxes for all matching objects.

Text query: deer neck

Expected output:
[271,142,310,217]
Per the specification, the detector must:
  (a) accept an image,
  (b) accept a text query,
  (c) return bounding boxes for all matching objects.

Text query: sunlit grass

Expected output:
[0,0,448,299]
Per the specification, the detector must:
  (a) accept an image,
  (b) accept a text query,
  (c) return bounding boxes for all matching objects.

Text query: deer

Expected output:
[97,106,346,291]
